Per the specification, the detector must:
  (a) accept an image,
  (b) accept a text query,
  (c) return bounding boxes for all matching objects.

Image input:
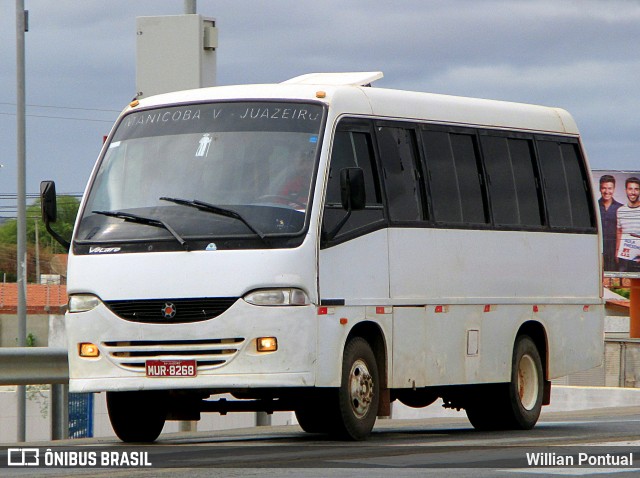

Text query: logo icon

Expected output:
[8,448,39,466]
[161,303,177,319]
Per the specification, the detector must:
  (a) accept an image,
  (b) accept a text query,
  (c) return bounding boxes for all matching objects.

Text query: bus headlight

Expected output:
[69,294,101,313]
[243,288,310,306]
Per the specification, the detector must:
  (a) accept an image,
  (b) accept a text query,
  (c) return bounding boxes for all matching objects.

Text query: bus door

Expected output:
[319,119,388,304]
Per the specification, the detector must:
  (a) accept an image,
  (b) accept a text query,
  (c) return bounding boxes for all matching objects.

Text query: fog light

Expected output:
[79,342,100,358]
[257,337,277,352]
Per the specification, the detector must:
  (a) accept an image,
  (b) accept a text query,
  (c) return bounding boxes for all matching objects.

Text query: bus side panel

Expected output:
[387,228,603,387]
[387,228,601,302]
[318,229,390,303]
[392,305,509,388]
[315,306,393,388]
[317,230,391,387]
[391,304,603,389]
[542,304,605,379]
[391,307,428,388]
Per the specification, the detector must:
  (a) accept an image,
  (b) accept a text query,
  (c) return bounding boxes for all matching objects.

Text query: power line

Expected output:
[0,193,83,198]
[0,101,121,113]
[0,111,114,123]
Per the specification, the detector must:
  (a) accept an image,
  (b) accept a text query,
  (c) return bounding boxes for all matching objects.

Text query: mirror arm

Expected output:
[324,208,352,242]
[44,221,70,252]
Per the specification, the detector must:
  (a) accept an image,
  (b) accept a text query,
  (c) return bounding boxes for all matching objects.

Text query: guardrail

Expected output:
[605,338,640,388]
[0,347,69,440]
[0,347,68,385]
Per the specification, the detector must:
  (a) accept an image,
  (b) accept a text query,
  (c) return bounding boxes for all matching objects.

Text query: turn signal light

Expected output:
[257,337,277,352]
[79,342,100,358]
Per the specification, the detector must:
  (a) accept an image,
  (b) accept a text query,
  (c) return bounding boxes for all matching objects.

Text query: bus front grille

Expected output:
[102,338,245,372]
[104,297,239,323]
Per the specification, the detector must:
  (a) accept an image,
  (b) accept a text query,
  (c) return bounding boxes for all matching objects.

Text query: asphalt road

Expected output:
[3,406,640,477]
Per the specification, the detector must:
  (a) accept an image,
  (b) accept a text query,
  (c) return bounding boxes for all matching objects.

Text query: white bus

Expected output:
[41,72,604,442]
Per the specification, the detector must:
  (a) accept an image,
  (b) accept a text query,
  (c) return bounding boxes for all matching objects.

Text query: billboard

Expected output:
[592,170,640,278]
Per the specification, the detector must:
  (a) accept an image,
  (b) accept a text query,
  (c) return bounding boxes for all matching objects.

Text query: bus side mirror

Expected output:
[40,180,70,252]
[340,167,366,211]
[41,180,58,223]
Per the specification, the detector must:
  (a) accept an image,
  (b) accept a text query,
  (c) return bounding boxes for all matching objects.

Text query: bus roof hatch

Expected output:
[282,71,383,87]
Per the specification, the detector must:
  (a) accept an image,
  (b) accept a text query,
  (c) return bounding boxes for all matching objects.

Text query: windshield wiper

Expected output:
[92,210,190,250]
[160,197,267,242]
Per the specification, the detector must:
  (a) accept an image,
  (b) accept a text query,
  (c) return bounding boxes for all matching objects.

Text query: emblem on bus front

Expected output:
[162,303,177,319]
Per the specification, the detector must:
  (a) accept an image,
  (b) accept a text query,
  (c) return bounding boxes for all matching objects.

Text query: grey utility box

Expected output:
[136,14,217,99]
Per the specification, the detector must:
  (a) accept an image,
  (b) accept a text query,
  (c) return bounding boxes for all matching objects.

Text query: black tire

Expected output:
[507,335,544,429]
[465,384,509,431]
[294,390,337,433]
[466,335,543,431]
[330,337,380,440]
[295,404,332,433]
[107,391,167,443]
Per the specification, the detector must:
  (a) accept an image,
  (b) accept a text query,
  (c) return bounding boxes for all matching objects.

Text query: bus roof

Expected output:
[129,72,578,135]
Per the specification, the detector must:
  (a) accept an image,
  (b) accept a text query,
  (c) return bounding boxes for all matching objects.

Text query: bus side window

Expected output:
[422,129,488,225]
[480,135,543,227]
[322,129,383,243]
[376,126,425,222]
[537,139,594,229]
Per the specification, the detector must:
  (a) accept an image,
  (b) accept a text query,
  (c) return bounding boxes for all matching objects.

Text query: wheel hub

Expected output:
[349,359,374,418]
[517,354,539,411]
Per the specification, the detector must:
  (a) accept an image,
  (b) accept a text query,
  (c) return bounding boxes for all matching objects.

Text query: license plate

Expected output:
[146,359,197,377]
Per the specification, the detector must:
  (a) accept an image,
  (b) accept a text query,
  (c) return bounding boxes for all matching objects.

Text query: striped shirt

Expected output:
[617,205,640,260]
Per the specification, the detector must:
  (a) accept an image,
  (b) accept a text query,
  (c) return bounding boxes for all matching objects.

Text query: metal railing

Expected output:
[606,338,640,388]
[0,347,69,440]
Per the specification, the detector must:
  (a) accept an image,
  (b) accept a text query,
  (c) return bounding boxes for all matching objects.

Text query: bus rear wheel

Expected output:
[107,391,167,443]
[466,335,543,431]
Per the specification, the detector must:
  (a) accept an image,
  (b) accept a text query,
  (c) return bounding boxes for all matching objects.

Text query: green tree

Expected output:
[0,195,79,282]
[0,196,79,250]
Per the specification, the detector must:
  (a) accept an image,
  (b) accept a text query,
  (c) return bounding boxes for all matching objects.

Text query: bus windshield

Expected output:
[76,101,324,250]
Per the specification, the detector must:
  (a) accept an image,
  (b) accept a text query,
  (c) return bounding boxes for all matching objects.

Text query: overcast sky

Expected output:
[0,0,639,216]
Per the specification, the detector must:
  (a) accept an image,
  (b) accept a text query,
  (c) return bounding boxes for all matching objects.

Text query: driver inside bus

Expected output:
[275,152,314,209]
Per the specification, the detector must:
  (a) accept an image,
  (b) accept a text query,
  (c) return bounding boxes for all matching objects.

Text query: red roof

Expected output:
[606,298,630,313]
[0,283,68,314]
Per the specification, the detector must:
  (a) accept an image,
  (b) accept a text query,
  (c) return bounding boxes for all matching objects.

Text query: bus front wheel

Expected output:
[466,335,543,431]
[330,337,379,440]
[107,391,167,443]
[295,391,335,433]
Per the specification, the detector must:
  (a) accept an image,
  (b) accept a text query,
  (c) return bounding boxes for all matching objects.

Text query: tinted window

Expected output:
[422,130,487,224]
[537,139,593,228]
[560,143,593,228]
[481,136,542,226]
[377,127,424,222]
[323,128,383,241]
[421,130,461,222]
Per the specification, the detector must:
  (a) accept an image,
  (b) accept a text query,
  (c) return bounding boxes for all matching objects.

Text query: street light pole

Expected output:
[16,0,28,443]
